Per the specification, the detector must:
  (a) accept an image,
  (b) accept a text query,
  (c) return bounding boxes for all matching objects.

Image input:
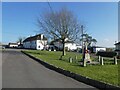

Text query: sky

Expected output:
[118,1,120,42]
[2,2,118,47]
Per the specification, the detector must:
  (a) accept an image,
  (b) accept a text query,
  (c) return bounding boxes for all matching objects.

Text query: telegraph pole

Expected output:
[81,25,84,58]
[81,25,86,67]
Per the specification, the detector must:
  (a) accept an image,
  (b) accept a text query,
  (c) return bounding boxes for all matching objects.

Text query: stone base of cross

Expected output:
[83,50,91,67]
[85,53,91,63]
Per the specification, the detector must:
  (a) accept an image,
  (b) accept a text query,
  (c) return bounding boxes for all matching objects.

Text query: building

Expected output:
[52,39,78,51]
[115,42,120,57]
[90,46,106,53]
[8,43,18,48]
[23,34,47,50]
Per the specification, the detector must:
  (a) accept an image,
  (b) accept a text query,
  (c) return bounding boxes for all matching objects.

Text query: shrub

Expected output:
[117,55,120,59]
[96,51,117,58]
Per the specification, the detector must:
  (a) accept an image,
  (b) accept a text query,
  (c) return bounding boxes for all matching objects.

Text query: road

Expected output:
[2,49,98,88]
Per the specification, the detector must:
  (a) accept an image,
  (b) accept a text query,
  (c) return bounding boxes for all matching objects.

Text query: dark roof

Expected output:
[115,42,120,45]
[23,34,47,42]
[66,41,74,43]
[91,46,106,48]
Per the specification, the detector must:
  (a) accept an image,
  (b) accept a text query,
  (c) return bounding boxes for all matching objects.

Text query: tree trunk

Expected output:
[62,39,66,56]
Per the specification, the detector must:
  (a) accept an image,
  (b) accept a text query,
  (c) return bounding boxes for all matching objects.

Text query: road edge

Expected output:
[21,51,120,89]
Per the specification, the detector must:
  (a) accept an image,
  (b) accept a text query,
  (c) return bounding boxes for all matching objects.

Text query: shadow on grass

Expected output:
[24,51,47,56]
[71,64,83,67]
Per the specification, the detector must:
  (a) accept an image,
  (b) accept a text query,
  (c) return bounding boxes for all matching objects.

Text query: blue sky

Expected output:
[2,2,118,47]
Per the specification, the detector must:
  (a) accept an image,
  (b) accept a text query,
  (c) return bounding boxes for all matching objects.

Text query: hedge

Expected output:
[96,51,117,58]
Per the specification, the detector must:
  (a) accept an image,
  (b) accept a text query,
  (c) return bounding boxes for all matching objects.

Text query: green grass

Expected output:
[23,50,119,86]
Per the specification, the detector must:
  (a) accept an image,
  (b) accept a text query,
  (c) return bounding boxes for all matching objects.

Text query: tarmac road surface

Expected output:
[2,49,98,88]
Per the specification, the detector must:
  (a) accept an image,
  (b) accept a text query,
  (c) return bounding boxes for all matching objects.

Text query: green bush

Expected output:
[96,51,117,58]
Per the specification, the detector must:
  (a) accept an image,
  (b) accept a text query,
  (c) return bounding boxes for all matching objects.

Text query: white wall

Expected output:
[65,43,77,50]
[93,47,106,52]
[36,40,44,50]
[31,40,37,49]
[9,44,18,47]
[36,40,47,50]
[23,41,31,49]
[76,45,82,49]
[54,42,77,51]
[23,40,37,49]
[23,40,47,50]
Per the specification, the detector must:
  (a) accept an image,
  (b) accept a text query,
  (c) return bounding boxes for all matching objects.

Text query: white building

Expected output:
[8,43,18,48]
[92,46,106,53]
[52,39,79,51]
[23,34,47,50]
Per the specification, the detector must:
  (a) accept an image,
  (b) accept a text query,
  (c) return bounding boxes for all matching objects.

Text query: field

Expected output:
[23,50,119,86]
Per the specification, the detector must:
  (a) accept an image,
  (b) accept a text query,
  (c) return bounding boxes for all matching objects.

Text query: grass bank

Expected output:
[23,50,119,86]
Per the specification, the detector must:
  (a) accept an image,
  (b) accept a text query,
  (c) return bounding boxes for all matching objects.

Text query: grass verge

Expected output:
[23,50,119,86]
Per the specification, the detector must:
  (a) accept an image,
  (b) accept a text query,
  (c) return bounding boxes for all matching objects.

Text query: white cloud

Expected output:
[96,38,116,47]
[104,38,109,42]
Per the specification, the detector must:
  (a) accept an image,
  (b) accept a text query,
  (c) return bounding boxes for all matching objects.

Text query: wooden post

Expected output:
[69,57,73,63]
[100,57,104,65]
[114,56,117,65]
[74,56,77,63]
[98,56,101,62]
[83,59,86,66]
[75,56,77,60]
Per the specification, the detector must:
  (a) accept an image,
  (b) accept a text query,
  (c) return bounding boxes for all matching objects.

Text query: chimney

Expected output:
[41,34,44,40]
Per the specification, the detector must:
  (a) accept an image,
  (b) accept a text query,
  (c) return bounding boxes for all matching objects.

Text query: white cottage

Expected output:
[91,46,106,53]
[23,34,47,50]
[8,43,18,48]
[52,39,77,51]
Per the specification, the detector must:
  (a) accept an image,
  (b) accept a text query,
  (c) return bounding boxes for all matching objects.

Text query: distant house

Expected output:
[115,42,120,57]
[23,34,47,50]
[8,43,18,48]
[90,46,106,53]
[52,39,78,51]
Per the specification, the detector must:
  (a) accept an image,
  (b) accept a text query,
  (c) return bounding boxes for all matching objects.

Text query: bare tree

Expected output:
[37,7,81,56]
